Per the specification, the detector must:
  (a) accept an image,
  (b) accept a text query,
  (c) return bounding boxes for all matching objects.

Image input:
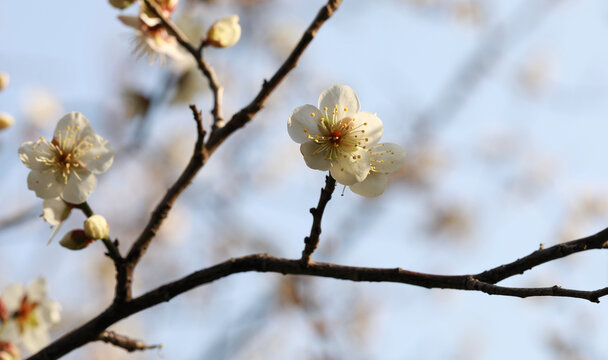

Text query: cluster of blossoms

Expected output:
[0,73,13,131]
[288,85,406,197]
[0,279,61,358]
[18,112,114,245]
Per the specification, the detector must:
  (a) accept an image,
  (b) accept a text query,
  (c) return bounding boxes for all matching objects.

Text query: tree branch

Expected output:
[97,331,161,353]
[301,175,336,265]
[119,105,207,302]
[28,226,608,359]
[118,0,341,301]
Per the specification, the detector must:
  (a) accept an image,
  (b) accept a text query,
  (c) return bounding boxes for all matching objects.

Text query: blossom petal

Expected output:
[350,172,389,197]
[21,323,50,353]
[78,134,114,174]
[300,142,331,171]
[39,299,61,325]
[318,85,360,119]
[352,111,383,147]
[18,141,47,171]
[42,198,70,227]
[27,278,47,303]
[61,171,96,204]
[0,321,20,345]
[28,171,64,200]
[54,112,95,141]
[288,105,324,144]
[1,284,24,310]
[329,148,371,185]
[370,143,406,173]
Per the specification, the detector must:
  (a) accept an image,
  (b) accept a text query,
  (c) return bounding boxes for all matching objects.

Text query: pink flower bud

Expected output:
[109,0,136,10]
[59,230,93,250]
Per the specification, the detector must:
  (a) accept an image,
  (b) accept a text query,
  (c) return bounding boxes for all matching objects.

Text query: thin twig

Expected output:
[97,331,161,353]
[119,0,341,301]
[119,105,207,302]
[301,175,336,265]
[205,0,342,153]
[142,0,224,128]
[475,227,608,284]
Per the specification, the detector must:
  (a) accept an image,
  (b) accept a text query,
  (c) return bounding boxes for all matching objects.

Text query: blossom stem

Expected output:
[300,174,336,266]
[77,202,122,262]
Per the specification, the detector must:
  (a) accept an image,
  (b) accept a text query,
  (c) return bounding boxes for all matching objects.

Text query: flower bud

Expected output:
[0,113,14,130]
[0,73,9,91]
[206,15,241,48]
[59,230,93,250]
[109,0,136,9]
[84,215,110,240]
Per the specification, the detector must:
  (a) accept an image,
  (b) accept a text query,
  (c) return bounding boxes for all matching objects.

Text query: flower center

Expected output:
[303,105,372,162]
[32,124,93,185]
[330,131,342,145]
[15,295,39,334]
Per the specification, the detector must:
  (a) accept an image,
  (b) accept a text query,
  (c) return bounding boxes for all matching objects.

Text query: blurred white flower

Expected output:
[18,112,114,204]
[0,279,61,354]
[119,15,188,65]
[139,0,178,26]
[288,85,383,185]
[22,89,63,129]
[349,143,406,197]
[205,15,241,48]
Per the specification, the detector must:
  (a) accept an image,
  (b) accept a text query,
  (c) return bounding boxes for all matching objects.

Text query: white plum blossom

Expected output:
[288,85,384,185]
[349,143,406,197]
[0,279,61,354]
[18,112,114,204]
[205,15,241,48]
[288,85,406,196]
